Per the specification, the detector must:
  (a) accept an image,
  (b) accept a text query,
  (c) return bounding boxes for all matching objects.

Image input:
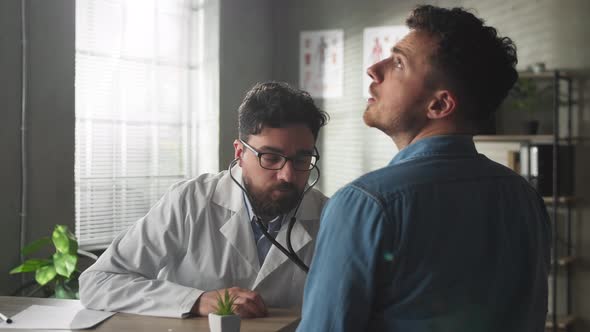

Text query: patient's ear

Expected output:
[427,90,457,120]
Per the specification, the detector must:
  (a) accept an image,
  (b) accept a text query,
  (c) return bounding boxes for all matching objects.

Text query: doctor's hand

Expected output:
[193,287,268,318]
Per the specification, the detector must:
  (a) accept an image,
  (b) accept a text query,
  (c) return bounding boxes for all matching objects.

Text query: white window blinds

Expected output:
[75,0,219,250]
[318,98,398,196]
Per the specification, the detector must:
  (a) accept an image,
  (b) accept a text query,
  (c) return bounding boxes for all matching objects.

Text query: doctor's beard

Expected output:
[243,179,302,222]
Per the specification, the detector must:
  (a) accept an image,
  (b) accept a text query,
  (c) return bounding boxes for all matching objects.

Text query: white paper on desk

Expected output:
[1,303,115,330]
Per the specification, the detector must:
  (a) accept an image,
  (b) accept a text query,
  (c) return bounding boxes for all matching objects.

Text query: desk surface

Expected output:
[0,296,300,332]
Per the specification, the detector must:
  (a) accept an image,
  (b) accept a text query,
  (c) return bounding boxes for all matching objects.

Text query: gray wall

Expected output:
[0,0,26,296]
[272,0,590,330]
[0,0,75,295]
[218,0,274,168]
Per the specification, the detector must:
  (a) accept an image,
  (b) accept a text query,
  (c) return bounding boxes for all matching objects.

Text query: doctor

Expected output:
[79,82,329,318]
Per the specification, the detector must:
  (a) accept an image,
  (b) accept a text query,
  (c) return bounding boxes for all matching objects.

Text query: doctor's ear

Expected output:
[233,139,244,162]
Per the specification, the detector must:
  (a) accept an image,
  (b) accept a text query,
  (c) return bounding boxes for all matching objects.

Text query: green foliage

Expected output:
[10,225,80,299]
[35,265,57,286]
[9,258,51,273]
[21,238,52,257]
[54,278,79,299]
[214,289,237,316]
[53,225,78,255]
[507,78,552,114]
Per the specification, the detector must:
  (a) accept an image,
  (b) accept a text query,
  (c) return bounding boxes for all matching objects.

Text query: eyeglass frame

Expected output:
[239,139,320,171]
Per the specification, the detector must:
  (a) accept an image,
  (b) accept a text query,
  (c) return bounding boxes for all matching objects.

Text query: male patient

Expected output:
[298,5,550,332]
[80,82,329,318]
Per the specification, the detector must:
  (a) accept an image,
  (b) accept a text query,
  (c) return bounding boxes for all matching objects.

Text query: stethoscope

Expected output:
[228,158,320,274]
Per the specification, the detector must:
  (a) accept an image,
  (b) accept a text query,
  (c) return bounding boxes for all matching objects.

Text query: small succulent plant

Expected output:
[214,289,237,316]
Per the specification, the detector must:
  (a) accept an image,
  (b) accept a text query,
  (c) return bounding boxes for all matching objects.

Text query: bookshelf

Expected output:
[476,70,575,331]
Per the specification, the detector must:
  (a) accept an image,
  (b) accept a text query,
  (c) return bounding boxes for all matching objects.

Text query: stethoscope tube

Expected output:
[228,158,320,274]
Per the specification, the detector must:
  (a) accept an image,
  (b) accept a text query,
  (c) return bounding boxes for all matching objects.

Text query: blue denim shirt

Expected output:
[298,135,550,332]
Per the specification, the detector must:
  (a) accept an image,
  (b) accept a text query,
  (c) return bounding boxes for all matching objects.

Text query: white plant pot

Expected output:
[208,313,241,332]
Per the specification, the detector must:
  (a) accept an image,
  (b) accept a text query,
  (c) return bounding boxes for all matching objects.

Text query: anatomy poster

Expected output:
[362,26,409,97]
[300,30,343,98]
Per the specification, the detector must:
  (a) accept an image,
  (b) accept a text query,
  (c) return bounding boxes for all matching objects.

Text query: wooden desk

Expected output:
[0,296,300,332]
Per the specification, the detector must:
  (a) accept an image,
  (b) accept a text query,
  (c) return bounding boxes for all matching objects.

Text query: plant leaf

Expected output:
[214,289,237,315]
[52,225,77,254]
[53,252,77,278]
[54,280,67,299]
[69,237,79,256]
[52,225,70,254]
[9,259,52,274]
[52,227,68,253]
[54,279,79,299]
[21,237,51,256]
[35,265,57,285]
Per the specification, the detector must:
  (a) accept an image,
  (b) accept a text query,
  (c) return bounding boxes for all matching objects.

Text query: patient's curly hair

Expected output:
[407,5,518,131]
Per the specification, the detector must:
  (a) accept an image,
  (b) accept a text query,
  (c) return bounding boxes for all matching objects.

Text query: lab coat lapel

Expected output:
[212,165,244,213]
[216,167,261,272]
[253,218,311,288]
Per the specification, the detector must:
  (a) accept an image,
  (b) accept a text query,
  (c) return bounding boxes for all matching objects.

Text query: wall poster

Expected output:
[362,25,409,97]
[300,29,343,98]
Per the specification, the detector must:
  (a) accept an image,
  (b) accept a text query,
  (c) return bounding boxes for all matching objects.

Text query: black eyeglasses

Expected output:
[239,139,319,171]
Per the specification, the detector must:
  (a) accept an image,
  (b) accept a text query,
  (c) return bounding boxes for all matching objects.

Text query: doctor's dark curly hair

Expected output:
[238,82,328,142]
[406,5,518,132]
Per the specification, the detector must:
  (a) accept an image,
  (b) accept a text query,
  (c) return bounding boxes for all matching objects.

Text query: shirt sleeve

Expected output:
[79,184,203,318]
[297,185,389,331]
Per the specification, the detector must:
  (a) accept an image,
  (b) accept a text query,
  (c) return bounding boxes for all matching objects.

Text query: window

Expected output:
[319,105,397,196]
[75,0,219,250]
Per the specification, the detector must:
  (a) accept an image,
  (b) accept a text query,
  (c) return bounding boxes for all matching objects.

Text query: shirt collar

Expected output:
[389,135,477,166]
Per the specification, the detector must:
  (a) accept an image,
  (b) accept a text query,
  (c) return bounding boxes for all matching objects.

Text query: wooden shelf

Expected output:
[545,315,575,330]
[543,196,575,205]
[474,135,552,143]
[519,70,574,80]
[474,135,580,144]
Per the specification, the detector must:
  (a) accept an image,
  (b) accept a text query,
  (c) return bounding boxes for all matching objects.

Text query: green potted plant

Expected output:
[9,225,94,299]
[507,77,551,134]
[208,289,240,332]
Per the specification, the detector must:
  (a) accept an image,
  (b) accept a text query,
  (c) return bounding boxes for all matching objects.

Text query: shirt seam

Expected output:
[392,152,479,166]
[346,183,398,232]
[329,184,392,331]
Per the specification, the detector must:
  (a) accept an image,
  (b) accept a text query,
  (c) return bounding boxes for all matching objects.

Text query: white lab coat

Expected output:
[79,167,328,318]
